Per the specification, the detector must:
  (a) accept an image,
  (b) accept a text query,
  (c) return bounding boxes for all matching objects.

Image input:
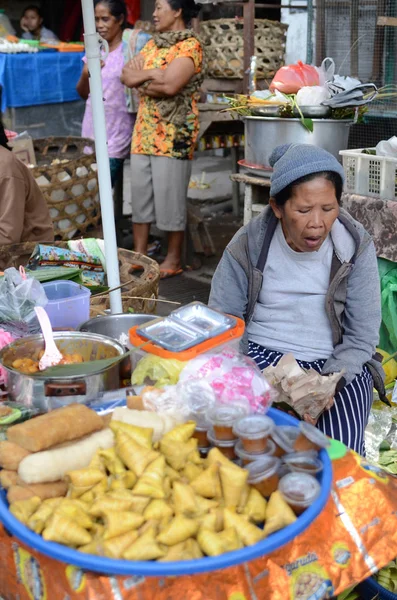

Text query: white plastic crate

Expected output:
[339,148,397,200]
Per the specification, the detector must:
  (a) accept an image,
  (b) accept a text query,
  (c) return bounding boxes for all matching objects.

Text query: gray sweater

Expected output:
[209,206,384,392]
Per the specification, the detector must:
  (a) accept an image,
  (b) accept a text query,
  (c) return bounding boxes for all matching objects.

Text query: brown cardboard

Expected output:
[9,138,37,166]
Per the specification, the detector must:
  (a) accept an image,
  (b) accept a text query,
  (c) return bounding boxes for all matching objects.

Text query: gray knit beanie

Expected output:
[269,143,345,197]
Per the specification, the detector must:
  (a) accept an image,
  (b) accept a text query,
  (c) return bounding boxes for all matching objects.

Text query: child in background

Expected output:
[20,5,59,43]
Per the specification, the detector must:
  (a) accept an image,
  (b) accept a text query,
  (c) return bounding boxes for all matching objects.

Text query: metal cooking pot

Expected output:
[78,313,157,383]
[78,313,157,349]
[244,116,354,175]
[0,332,125,412]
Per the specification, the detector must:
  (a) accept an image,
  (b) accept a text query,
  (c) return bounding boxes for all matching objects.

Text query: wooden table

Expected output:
[230,172,271,225]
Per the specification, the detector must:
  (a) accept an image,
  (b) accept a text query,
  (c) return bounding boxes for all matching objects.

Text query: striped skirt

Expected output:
[248,342,373,455]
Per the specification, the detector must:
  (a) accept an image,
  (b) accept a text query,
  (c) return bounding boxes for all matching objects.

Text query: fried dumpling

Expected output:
[223,508,264,546]
[116,431,158,476]
[243,488,267,524]
[98,448,126,476]
[123,529,165,561]
[190,464,222,499]
[197,529,226,557]
[89,495,133,518]
[158,541,186,562]
[10,496,41,525]
[263,490,297,537]
[143,499,173,521]
[157,515,199,546]
[160,438,198,471]
[172,481,199,517]
[103,530,139,559]
[79,539,103,555]
[219,463,248,509]
[43,513,92,547]
[110,421,153,449]
[28,503,54,534]
[133,456,165,499]
[103,510,144,539]
[162,421,196,444]
[183,462,203,483]
[219,527,243,551]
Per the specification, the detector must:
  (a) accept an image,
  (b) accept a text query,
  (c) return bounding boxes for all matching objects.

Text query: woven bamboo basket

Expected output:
[0,242,160,316]
[200,19,288,80]
[31,137,101,241]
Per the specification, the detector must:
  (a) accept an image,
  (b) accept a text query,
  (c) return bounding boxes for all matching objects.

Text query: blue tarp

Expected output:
[0,51,84,112]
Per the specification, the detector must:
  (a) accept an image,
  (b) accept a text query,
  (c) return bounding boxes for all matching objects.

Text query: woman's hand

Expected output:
[121,62,152,89]
[20,17,29,33]
[130,54,145,71]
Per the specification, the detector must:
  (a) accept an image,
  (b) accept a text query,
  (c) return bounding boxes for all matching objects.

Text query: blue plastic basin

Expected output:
[0,408,333,576]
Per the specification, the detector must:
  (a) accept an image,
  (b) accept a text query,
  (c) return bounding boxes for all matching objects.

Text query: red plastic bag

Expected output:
[270,61,320,94]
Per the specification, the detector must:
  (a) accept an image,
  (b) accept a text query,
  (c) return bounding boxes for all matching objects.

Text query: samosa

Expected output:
[123,529,165,561]
[28,503,55,534]
[89,494,133,517]
[183,462,203,482]
[172,481,199,517]
[79,539,103,555]
[243,488,267,524]
[88,450,106,473]
[185,538,203,559]
[43,513,92,546]
[10,496,41,525]
[219,463,248,509]
[103,510,144,539]
[143,499,173,521]
[157,515,199,546]
[223,508,264,546]
[128,495,151,514]
[161,421,196,444]
[110,420,153,449]
[116,431,158,476]
[160,438,198,471]
[56,503,93,530]
[190,464,222,499]
[197,529,226,557]
[219,527,243,551]
[98,448,126,475]
[103,530,139,558]
[158,541,186,562]
[133,455,165,499]
[263,490,297,537]
[66,468,105,489]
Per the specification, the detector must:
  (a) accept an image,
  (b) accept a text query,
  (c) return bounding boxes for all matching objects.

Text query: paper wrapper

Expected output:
[263,353,344,420]
[2,450,397,599]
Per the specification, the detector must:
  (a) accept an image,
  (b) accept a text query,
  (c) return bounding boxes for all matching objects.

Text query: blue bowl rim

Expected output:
[0,408,333,577]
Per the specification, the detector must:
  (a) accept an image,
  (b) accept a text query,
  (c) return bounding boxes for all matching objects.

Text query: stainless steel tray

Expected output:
[137,318,208,352]
[171,302,236,337]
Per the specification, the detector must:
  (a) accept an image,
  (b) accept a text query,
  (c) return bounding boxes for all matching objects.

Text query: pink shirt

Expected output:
[82,43,135,159]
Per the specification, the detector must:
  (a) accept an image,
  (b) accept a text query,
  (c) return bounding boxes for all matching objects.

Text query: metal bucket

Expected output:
[78,314,157,349]
[244,117,353,175]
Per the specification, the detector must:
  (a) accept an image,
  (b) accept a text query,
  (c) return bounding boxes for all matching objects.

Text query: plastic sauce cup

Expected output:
[233,414,275,453]
[207,429,237,460]
[294,422,330,453]
[193,426,210,448]
[245,456,281,498]
[283,453,323,476]
[235,439,276,465]
[271,426,299,457]
[209,405,247,441]
[279,472,321,515]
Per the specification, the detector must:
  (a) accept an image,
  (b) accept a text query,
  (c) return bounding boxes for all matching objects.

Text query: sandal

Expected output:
[159,268,183,280]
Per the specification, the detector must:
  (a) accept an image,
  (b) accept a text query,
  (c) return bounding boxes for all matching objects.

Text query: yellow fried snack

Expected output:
[123,529,165,561]
[88,450,106,473]
[28,503,55,534]
[98,448,126,475]
[185,538,203,559]
[198,511,218,532]
[128,495,151,515]
[103,510,144,540]
[110,421,153,450]
[66,468,105,489]
[116,431,159,476]
[223,508,264,546]
[143,499,173,521]
[89,495,134,518]
[91,523,105,539]
[173,481,199,517]
[103,530,139,558]
[165,465,182,483]
[190,464,222,499]
[183,462,203,482]
[243,488,267,524]
[194,496,219,517]
[56,503,93,530]
[10,496,41,525]
[79,539,103,555]
[160,438,198,471]
[43,513,92,546]
[219,463,248,509]
[161,421,196,444]
[207,447,242,470]
[197,529,226,557]
[263,490,297,537]
[219,527,243,551]
[157,515,199,546]
[133,456,166,499]
[158,541,186,562]
[109,471,137,491]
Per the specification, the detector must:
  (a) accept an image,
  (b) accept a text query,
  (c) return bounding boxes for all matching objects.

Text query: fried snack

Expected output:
[190,464,222,499]
[161,421,196,444]
[133,456,166,499]
[172,481,199,517]
[8,404,103,452]
[263,490,297,537]
[116,431,158,476]
[103,510,144,539]
[0,470,19,489]
[98,448,126,476]
[219,463,249,509]
[9,496,41,524]
[223,508,264,546]
[43,513,92,546]
[157,515,199,546]
[103,530,139,558]
[143,499,173,521]
[7,480,68,503]
[123,529,165,561]
[243,488,267,524]
[0,441,31,471]
[110,421,153,449]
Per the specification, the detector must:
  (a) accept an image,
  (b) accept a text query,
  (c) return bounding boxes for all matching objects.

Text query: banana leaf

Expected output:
[25,267,81,282]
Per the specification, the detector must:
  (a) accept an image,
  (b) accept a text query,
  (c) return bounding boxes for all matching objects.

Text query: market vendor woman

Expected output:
[209,144,384,455]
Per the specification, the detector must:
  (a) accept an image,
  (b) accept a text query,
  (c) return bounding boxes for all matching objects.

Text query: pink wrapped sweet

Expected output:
[0,329,15,386]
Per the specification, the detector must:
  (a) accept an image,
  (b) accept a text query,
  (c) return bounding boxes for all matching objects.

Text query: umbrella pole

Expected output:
[80,0,123,314]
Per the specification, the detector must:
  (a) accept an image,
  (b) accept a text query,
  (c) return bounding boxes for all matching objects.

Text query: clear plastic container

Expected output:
[294,422,330,453]
[245,455,281,497]
[235,439,276,465]
[279,472,321,515]
[42,280,91,330]
[207,429,237,460]
[272,426,300,457]
[283,453,323,476]
[233,414,275,453]
[209,405,248,441]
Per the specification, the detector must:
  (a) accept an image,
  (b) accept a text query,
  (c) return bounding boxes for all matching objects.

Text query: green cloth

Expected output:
[378,257,397,354]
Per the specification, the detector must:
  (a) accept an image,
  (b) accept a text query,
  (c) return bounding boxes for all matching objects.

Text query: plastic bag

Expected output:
[376,136,397,158]
[270,57,335,95]
[178,346,276,413]
[378,258,397,355]
[131,354,186,388]
[296,85,331,106]
[0,268,47,331]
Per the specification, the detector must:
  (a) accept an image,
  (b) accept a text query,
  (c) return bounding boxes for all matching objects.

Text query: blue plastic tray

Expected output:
[0,408,333,576]
[358,577,397,600]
